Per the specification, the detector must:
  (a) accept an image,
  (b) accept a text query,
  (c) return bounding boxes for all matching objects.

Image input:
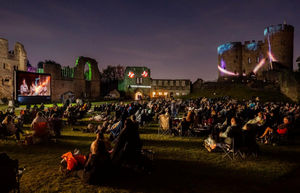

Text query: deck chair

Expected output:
[32,122,49,142]
[240,129,259,158]
[222,138,245,161]
[158,114,171,135]
[0,124,16,142]
[191,125,210,137]
[274,132,289,145]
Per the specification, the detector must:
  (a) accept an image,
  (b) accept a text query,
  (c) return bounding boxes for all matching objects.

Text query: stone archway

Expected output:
[84,62,92,81]
[73,56,101,99]
[135,91,143,100]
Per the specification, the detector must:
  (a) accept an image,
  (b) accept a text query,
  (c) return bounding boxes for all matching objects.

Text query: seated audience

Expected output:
[49,113,62,137]
[260,116,291,143]
[1,115,24,140]
[78,131,111,184]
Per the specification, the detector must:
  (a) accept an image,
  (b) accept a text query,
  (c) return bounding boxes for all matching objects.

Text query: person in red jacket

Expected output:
[260,117,290,141]
[276,117,290,135]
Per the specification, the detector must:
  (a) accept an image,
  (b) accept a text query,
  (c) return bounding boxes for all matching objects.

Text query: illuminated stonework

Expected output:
[119,66,191,99]
[218,23,294,79]
[217,43,235,55]
[0,38,27,99]
[40,56,101,101]
[246,42,258,51]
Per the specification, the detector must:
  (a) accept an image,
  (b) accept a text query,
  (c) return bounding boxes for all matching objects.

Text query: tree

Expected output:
[37,60,61,69]
[26,60,32,67]
[100,65,125,81]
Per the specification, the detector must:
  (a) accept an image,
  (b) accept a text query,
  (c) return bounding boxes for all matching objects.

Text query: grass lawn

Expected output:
[1,119,300,193]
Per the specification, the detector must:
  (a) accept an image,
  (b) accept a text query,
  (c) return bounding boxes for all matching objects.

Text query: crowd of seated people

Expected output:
[60,97,299,184]
[0,115,24,140]
[120,97,299,151]
[0,96,299,185]
[62,114,146,185]
[64,102,91,125]
[92,97,298,143]
[174,98,300,152]
[1,97,298,145]
[0,101,92,143]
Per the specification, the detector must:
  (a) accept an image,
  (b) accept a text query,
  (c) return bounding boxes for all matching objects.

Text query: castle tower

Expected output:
[0,38,8,58]
[263,24,294,71]
[14,42,27,71]
[217,42,243,77]
[241,40,264,76]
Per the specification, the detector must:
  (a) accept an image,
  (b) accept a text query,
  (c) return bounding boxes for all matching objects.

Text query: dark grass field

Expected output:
[1,121,300,193]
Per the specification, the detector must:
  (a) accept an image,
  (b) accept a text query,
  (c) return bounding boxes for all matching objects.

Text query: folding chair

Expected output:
[158,114,171,135]
[192,125,210,137]
[276,133,289,145]
[241,130,259,158]
[0,124,16,142]
[222,138,245,161]
[32,122,49,138]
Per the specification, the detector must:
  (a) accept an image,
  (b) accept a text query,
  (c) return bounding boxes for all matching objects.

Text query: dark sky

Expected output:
[0,0,299,81]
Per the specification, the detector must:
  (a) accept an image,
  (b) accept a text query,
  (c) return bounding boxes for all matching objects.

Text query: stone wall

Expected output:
[218,42,243,76]
[241,41,264,76]
[263,24,294,71]
[0,38,27,99]
[43,56,101,102]
[151,79,191,98]
[120,67,151,98]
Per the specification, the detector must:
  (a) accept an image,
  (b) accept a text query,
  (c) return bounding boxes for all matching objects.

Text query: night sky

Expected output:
[0,0,299,81]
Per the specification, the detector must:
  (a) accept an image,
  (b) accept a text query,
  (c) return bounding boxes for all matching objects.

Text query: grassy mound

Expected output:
[191,83,292,102]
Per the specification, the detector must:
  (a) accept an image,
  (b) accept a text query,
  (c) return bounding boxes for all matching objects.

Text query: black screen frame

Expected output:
[14,70,52,104]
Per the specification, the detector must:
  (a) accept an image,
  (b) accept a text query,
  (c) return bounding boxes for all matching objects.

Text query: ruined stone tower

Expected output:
[263,24,294,71]
[0,38,27,99]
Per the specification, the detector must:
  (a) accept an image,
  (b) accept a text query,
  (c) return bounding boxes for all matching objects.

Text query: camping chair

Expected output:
[221,138,245,161]
[158,114,171,135]
[191,124,210,137]
[275,131,289,145]
[32,122,49,142]
[0,124,17,142]
[239,129,259,159]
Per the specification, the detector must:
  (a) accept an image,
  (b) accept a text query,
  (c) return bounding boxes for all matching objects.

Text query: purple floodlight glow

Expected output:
[220,58,226,76]
[218,65,239,76]
[27,66,37,72]
[267,35,277,67]
[253,58,266,74]
[268,51,277,62]
[221,58,226,68]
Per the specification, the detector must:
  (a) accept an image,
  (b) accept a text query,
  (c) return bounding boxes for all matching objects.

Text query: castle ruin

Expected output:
[0,38,27,99]
[218,23,294,79]
[41,56,101,102]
